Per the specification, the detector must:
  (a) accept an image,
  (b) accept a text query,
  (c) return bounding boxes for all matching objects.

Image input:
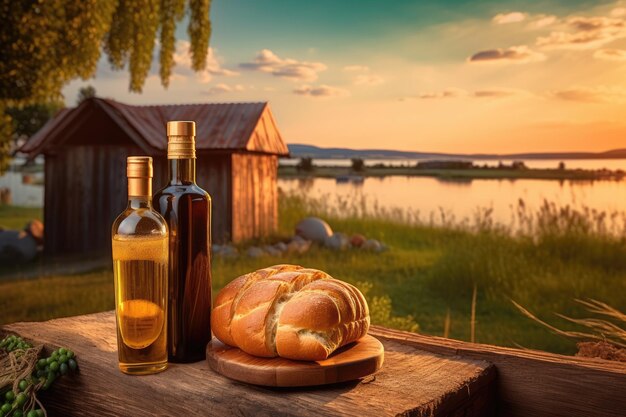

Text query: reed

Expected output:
[512,299,626,349]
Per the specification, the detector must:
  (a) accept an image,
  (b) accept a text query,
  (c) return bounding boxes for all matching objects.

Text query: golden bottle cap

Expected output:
[167,121,196,159]
[127,156,153,196]
[127,156,153,178]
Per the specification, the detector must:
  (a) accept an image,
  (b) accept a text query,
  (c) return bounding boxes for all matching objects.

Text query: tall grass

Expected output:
[278,191,626,353]
[2,193,626,354]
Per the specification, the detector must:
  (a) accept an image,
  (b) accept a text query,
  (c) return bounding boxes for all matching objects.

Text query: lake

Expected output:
[0,171,44,207]
[4,158,626,227]
[278,175,626,227]
[279,158,626,170]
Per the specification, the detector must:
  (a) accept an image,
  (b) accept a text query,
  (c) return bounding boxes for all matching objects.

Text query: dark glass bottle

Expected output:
[153,121,212,362]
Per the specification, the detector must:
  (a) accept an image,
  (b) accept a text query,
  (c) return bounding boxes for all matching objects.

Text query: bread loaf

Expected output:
[211,264,370,361]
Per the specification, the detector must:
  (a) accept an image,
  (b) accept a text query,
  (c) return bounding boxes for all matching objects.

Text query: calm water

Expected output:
[4,158,626,225]
[0,172,43,207]
[280,158,626,170]
[278,175,626,226]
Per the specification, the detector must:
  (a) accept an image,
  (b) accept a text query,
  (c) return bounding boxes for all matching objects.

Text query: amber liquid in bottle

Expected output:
[153,122,212,362]
[112,156,169,375]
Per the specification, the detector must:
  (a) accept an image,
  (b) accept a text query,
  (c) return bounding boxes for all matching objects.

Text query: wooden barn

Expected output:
[19,97,289,255]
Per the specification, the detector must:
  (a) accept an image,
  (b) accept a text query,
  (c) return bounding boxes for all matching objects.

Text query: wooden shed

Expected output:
[19,97,289,255]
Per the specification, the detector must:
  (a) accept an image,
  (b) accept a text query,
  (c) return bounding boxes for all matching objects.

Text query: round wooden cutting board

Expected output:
[206,335,384,387]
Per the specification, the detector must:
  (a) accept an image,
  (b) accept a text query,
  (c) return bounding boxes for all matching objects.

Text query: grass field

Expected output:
[0,205,42,229]
[2,195,626,355]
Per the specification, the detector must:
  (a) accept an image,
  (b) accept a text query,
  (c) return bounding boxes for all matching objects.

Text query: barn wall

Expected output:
[196,154,232,243]
[44,145,143,255]
[230,153,278,242]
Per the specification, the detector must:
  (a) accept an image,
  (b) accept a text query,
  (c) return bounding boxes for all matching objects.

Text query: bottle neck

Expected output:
[127,195,152,209]
[169,158,196,185]
[127,177,152,208]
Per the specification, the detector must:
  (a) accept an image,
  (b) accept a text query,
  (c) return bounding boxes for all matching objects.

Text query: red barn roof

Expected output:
[20,97,289,157]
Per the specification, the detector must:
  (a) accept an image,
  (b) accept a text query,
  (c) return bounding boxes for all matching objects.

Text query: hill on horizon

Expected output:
[287,144,626,160]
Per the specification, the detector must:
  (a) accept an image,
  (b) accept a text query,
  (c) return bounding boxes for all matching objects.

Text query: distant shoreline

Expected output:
[287,143,626,161]
[278,165,626,181]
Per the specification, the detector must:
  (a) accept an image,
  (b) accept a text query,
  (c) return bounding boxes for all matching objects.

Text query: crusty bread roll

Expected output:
[211,264,370,361]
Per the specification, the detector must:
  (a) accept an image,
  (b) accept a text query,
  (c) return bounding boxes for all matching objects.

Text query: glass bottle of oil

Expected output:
[112,156,169,375]
[153,121,212,362]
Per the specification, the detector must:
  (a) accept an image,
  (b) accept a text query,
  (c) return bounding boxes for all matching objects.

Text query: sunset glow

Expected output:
[63,0,626,154]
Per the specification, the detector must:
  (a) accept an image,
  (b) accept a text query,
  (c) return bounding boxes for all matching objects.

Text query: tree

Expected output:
[351,158,365,172]
[296,157,315,172]
[0,0,212,103]
[0,0,213,174]
[5,102,65,147]
[77,86,97,105]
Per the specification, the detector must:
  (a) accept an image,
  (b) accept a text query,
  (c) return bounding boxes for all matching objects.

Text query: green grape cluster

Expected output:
[1,336,78,417]
[0,336,32,352]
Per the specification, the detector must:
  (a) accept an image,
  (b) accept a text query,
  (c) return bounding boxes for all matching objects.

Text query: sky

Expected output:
[63,0,626,154]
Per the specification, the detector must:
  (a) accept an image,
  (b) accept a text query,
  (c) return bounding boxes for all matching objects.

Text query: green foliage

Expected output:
[6,101,64,141]
[351,158,365,172]
[0,0,213,102]
[76,86,97,105]
[159,0,186,87]
[188,0,212,71]
[296,157,315,172]
[0,1,116,103]
[0,101,64,175]
[105,0,162,92]
[0,0,213,172]
[0,107,11,174]
[357,282,419,332]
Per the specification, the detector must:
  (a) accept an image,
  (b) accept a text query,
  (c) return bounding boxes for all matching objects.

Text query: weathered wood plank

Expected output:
[196,154,231,243]
[370,326,626,417]
[2,312,495,417]
[231,153,279,242]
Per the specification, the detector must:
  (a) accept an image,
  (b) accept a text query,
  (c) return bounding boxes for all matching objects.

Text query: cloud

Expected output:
[551,86,626,103]
[612,7,626,17]
[343,65,370,72]
[353,74,385,86]
[473,89,521,98]
[414,88,467,99]
[468,45,546,63]
[492,12,527,24]
[527,14,558,29]
[173,41,239,83]
[204,83,245,95]
[536,16,626,49]
[405,88,523,100]
[593,48,626,61]
[341,65,384,86]
[239,49,327,82]
[293,84,349,98]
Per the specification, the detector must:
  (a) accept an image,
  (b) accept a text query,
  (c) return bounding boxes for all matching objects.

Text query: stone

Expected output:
[0,230,38,263]
[287,239,312,254]
[295,217,333,243]
[362,239,382,252]
[263,245,282,257]
[25,220,44,245]
[218,245,239,258]
[324,233,350,250]
[274,242,288,253]
[247,246,266,258]
[350,234,366,248]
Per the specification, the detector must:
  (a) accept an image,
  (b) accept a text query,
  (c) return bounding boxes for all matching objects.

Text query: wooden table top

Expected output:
[3,311,496,417]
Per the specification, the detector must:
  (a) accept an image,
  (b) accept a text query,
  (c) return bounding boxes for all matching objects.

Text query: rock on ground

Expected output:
[295,217,333,243]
